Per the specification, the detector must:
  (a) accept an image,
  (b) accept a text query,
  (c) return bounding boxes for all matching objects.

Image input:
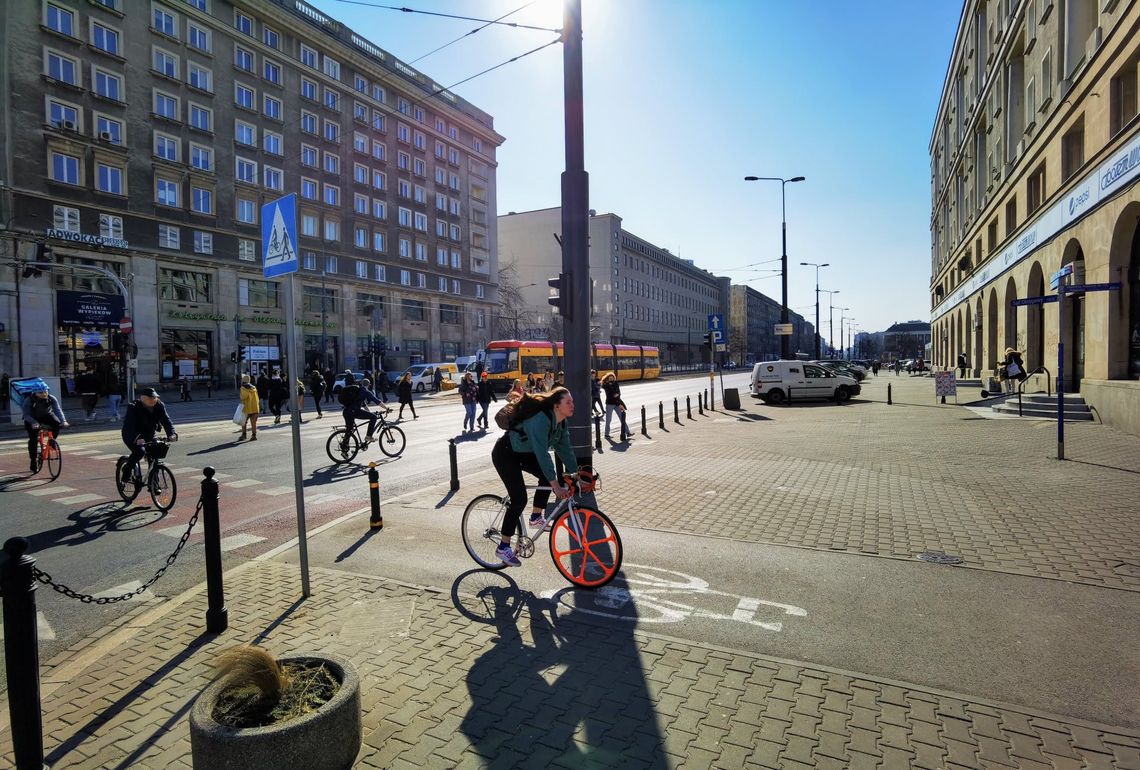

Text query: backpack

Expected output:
[338,384,360,407]
[494,393,552,433]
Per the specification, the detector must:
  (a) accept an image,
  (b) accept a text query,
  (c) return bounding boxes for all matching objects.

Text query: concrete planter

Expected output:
[190,653,362,770]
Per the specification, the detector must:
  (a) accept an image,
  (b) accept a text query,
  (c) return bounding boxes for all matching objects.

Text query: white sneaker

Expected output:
[495,543,522,567]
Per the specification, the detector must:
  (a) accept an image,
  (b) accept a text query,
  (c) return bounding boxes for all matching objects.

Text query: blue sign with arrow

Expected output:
[707,313,725,343]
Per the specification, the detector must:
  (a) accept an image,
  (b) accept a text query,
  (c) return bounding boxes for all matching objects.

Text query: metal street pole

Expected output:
[319,270,327,372]
[838,308,850,359]
[801,262,828,359]
[823,289,839,357]
[744,175,805,360]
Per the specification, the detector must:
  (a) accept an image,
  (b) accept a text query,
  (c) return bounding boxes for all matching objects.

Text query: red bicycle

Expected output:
[30,425,63,480]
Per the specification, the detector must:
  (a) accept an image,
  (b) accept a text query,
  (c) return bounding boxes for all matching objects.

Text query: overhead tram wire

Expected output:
[428,37,562,96]
[408,1,541,65]
[330,0,561,33]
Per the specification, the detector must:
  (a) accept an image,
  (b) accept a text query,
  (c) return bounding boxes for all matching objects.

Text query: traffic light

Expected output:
[238,345,246,361]
[704,332,714,350]
[547,273,571,320]
[230,352,237,363]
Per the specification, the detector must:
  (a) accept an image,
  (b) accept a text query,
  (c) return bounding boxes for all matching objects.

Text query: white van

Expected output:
[454,353,483,373]
[750,360,860,404]
[403,362,459,392]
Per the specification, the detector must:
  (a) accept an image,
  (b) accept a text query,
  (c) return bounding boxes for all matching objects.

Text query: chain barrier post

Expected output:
[887,383,892,405]
[448,438,459,492]
[368,462,383,530]
[640,405,648,437]
[658,401,665,430]
[1,537,45,770]
[593,414,602,451]
[686,395,692,420]
[200,468,228,634]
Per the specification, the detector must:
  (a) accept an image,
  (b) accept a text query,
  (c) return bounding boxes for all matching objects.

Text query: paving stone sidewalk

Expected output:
[3,560,1139,769]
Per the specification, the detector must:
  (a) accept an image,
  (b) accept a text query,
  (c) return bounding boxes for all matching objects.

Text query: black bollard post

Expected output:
[641,405,648,437]
[710,386,715,411]
[593,414,602,451]
[1,537,45,770]
[673,397,680,424]
[658,401,665,430]
[368,462,383,530]
[686,395,692,420]
[200,467,228,634]
[448,439,459,492]
[698,392,704,415]
[887,383,893,405]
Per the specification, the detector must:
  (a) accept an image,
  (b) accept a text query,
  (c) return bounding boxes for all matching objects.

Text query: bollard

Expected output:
[686,395,692,420]
[201,467,228,634]
[698,392,704,415]
[710,386,715,411]
[448,439,459,492]
[2,537,45,770]
[593,414,602,451]
[641,405,648,437]
[887,383,893,405]
[368,462,383,529]
[658,401,665,430]
[674,397,680,424]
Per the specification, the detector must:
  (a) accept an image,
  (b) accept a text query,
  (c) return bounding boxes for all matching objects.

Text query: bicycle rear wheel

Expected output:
[45,439,62,480]
[115,457,143,503]
[376,424,406,457]
[462,494,509,570]
[549,505,623,589]
[325,429,359,463]
[149,464,177,512]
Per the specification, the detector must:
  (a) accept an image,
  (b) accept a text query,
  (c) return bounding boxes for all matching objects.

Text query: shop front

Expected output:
[160,328,213,385]
[56,289,126,397]
[241,332,283,377]
[304,333,339,373]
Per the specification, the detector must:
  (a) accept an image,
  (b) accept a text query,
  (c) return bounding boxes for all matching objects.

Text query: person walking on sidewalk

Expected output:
[295,377,307,418]
[120,387,176,483]
[432,366,444,394]
[256,369,270,415]
[238,374,259,440]
[308,368,325,418]
[106,371,124,421]
[324,367,336,404]
[490,386,576,567]
[957,352,968,378]
[458,371,478,433]
[0,372,9,412]
[268,370,289,424]
[396,371,417,420]
[77,368,100,421]
[601,373,631,441]
[22,383,69,473]
[476,372,498,429]
[590,370,603,416]
[180,376,193,402]
[1003,347,1027,393]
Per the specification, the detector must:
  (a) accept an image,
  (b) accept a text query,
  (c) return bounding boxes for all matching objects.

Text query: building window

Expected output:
[188,23,210,53]
[353,163,368,184]
[47,3,75,36]
[158,224,180,249]
[263,58,281,85]
[192,186,214,213]
[441,304,461,324]
[234,46,253,72]
[236,198,256,224]
[152,6,177,37]
[398,207,412,227]
[476,284,485,299]
[94,68,122,100]
[415,243,427,261]
[54,205,80,232]
[324,255,337,273]
[324,152,340,174]
[188,63,211,92]
[323,184,340,206]
[353,74,367,93]
[239,278,279,307]
[189,104,211,132]
[353,131,368,153]
[153,47,178,78]
[50,151,80,184]
[323,120,339,143]
[92,22,120,55]
[238,239,256,262]
[374,264,386,281]
[324,219,339,241]
[438,276,448,293]
[302,251,317,270]
[324,88,340,111]
[1061,119,1084,182]
[300,44,317,69]
[154,90,178,119]
[400,269,411,286]
[414,212,427,232]
[1110,58,1138,137]
[1026,163,1045,215]
[301,144,317,167]
[413,131,426,150]
[1004,196,1017,238]
[353,101,367,123]
[301,178,317,200]
[236,157,257,184]
[235,120,256,146]
[235,83,255,110]
[45,50,78,85]
[372,84,385,102]
[451,250,461,269]
[398,238,411,258]
[372,170,386,191]
[355,259,368,276]
[301,212,318,235]
[398,180,410,198]
[100,213,123,239]
[372,110,385,132]
[264,94,282,120]
[234,11,253,36]
[264,131,282,156]
[156,177,180,207]
[373,232,386,253]
[96,162,123,195]
[159,268,210,301]
[155,132,178,161]
[48,100,78,130]
[263,26,279,49]
[372,199,386,219]
[193,231,213,254]
[323,56,340,80]
[301,111,317,135]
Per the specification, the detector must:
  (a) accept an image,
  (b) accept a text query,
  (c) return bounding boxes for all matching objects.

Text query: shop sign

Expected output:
[57,290,125,327]
[247,315,284,325]
[46,228,129,249]
[247,346,280,361]
[168,310,229,322]
[242,314,336,329]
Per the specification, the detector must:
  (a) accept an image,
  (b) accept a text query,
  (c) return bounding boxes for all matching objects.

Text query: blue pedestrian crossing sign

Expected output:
[262,194,298,278]
[707,313,725,344]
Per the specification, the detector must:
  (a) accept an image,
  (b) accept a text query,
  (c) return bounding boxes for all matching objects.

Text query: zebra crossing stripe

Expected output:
[220,534,266,551]
[226,479,263,488]
[51,493,104,505]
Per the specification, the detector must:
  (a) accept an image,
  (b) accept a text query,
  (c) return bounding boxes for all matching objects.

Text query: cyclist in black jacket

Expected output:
[340,378,385,446]
[121,387,176,483]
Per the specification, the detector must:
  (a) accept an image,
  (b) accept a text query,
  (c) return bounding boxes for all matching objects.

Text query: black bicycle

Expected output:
[115,437,178,511]
[325,407,406,463]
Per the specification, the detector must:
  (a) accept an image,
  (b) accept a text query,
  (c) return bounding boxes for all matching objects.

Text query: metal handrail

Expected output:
[1016,366,1051,417]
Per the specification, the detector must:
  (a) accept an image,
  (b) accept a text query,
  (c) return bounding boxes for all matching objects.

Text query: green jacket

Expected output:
[507,408,577,483]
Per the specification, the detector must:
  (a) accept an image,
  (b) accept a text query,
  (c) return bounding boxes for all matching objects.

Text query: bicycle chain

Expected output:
[32,498,204,605]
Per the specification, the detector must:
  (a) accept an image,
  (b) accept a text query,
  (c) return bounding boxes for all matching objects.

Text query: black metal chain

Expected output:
[31,497,204,605]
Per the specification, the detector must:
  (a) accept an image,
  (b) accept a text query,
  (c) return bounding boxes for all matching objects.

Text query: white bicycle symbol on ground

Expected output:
[542,563,807,632]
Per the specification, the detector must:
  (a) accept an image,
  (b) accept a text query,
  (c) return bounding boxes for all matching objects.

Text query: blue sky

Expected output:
[308,0,963,343]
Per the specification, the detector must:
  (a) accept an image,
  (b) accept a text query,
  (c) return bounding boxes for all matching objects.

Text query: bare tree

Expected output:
[494,261,541,339]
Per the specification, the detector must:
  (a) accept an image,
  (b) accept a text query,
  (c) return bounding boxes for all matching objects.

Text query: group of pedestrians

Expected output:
[457,371,497,432]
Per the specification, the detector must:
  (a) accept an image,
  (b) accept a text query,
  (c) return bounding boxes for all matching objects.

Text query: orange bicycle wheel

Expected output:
[548,505,622,589]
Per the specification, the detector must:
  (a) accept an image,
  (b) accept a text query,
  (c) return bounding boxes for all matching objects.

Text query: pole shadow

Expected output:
[334,527,382,562]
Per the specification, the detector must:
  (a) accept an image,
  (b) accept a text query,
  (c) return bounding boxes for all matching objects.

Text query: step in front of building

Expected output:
[992,393,1095,421]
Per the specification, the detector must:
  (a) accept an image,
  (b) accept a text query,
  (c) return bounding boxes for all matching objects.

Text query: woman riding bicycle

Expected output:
[490,386,577,567]
[22,382,69,473]
[120,387,177,483]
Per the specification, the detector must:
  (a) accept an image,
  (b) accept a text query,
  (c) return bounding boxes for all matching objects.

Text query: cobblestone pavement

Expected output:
[3,561,1138,769]
[3,373,1139,768]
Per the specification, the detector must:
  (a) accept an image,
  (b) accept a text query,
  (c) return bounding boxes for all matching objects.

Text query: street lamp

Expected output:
[837,307,850,359]
[744,174,805,360]
[822,289,840,357]
[800,261,828,359]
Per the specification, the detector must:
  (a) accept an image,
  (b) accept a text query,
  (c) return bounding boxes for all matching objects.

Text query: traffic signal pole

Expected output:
[560,0,592,467]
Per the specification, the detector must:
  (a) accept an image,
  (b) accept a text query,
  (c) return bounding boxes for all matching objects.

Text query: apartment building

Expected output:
[727,283,814,364]
[929,0,1140,434]
[0,0,503,395]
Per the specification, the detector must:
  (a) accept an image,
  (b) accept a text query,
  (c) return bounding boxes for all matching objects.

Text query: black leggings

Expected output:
[491,435,552,539]
[397,400,416,419]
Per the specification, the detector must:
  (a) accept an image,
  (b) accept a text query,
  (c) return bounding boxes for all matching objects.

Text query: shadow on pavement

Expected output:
[26,501,166,552]
[454,570,668,768]
[334,527,382,562]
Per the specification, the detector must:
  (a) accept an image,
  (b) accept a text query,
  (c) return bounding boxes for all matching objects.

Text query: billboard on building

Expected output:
[56,291,125,327]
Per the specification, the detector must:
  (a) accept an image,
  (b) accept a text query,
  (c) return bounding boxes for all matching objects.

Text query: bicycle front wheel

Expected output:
[45,439,62,480]
[462,494,509,570]
[549,505,623,589]
[149,465,178,512]
[376,424,406,457]
[325,429,359,463]
[115,457,142,503]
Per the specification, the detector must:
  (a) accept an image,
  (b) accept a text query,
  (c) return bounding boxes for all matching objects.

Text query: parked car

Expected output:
[402,362,459,392]
[331,371,366,394]
[815,360,867,381]
[750,360,860,404]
